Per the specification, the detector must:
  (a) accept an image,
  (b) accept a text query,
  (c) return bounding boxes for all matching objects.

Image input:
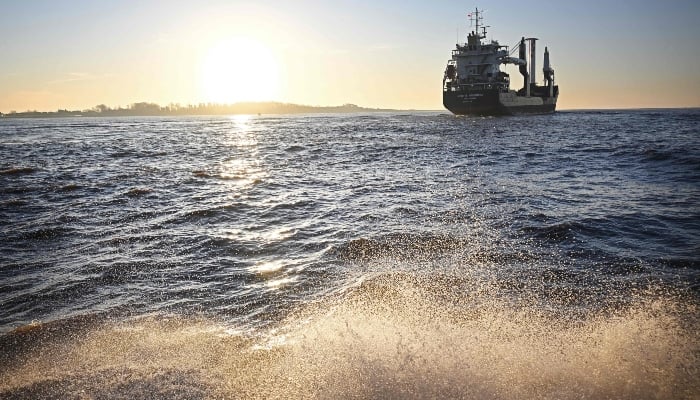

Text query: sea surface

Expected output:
[0,110,698,398]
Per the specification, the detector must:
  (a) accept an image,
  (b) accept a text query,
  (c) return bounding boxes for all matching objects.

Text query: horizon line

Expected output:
[1,100,698,117]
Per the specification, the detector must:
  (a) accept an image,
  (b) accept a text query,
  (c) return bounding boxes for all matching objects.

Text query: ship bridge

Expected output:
[443,10,513,93]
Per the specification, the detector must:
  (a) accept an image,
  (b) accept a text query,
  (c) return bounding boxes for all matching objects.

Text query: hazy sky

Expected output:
[1,0,699,112]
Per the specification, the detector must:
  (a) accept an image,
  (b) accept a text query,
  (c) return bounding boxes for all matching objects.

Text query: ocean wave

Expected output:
[642,147,674,162]
[124,187,153,197]
[182,208,219,220]
[17,227,72,241]
[0,198,27,207]
[519,221,580,242]
[331,234,467,262]
[192,170,212,178]
[285,145,306,152]
[57,183,80,192]
[0,167,37,175]
[517,213,678,246]
[1,273,697,399]
[330,234,536,266]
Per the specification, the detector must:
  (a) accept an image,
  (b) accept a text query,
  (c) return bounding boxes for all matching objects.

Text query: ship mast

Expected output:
[468,8,486,41]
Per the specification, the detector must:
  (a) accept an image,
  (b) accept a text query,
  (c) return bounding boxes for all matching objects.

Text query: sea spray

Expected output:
[1,272,697,399]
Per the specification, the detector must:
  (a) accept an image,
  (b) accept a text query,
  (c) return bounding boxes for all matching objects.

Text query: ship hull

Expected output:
[443,88,557,116]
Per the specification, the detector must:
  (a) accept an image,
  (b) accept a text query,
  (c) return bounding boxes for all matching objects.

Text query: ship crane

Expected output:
[499,57,526,66]
[543,47,555,97]
[519,37,530,96]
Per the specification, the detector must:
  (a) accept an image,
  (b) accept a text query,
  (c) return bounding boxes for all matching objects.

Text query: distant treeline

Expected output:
[0,102,394,118]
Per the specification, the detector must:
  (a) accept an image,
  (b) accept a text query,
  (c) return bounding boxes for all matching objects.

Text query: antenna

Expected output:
[467,8,487,41]
[481,26,490,37]
[471,8,487,39]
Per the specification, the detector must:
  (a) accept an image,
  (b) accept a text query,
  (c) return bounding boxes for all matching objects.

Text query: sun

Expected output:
[199,38,280,104]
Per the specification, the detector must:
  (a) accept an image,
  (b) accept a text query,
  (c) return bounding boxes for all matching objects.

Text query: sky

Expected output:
[1,0,699,112]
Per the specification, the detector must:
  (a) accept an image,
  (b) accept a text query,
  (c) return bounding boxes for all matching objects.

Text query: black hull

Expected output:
[443,88,557,116]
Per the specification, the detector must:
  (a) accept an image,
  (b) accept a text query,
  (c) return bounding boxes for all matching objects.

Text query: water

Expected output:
[1,110,698,398]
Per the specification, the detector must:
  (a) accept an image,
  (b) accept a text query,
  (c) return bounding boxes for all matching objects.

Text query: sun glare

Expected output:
[199,38,280,104]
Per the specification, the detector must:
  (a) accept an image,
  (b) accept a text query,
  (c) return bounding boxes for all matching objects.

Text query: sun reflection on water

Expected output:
[249,259,286,275]
[220,227,297,244]
[229,114,253,126]
[219,115,267,189]
[265,276,297,289]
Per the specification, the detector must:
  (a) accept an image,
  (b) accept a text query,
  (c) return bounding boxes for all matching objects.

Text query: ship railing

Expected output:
[444,82,510,93]
[452,50,495,57]
[459,82,507,90]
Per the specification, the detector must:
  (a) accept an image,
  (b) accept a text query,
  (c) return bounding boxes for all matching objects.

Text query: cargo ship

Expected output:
[443,8,558,116]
